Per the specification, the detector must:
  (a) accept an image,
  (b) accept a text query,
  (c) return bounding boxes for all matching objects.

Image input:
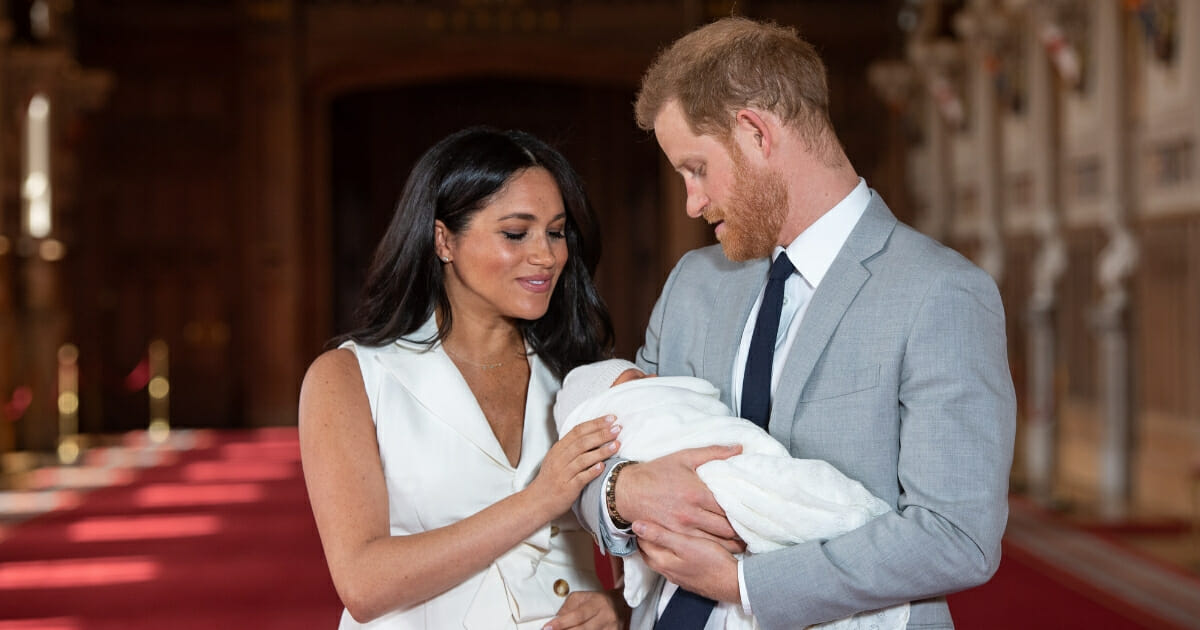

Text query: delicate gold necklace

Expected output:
[442,343,523,370]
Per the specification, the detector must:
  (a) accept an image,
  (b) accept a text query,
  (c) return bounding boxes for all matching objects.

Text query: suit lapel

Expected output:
[769,195,898,448]
[704,259,767,410]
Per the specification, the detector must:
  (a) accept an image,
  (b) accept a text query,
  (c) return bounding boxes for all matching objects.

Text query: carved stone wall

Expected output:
[881,0,1200,519]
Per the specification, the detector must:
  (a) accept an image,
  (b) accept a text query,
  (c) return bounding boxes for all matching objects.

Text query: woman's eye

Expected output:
[548,230,566,240]
[502,232,526,241]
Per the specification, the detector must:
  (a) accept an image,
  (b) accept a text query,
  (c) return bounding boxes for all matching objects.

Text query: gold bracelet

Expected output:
[605,460,635,530]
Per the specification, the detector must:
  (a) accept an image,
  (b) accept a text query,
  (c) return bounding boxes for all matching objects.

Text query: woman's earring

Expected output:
[440,256,450,263]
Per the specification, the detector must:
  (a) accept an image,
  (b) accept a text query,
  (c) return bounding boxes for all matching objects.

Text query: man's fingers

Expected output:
[682,520,746,554]
[640,518,744,555]
[636,523,741,602]
[633,519,680,552]
[651,508,744,553]
[636,522,691,579]
[678,444,742,468]
[717,536,747,554]
[690,507,739,541]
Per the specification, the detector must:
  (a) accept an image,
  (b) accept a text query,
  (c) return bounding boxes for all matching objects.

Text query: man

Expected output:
[576,17,1016,630]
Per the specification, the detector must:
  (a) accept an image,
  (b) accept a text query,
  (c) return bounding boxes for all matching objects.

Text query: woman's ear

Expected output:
[434,220,452,263]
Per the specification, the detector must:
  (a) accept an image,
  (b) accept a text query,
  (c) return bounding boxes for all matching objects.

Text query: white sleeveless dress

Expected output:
[337,318,603,629]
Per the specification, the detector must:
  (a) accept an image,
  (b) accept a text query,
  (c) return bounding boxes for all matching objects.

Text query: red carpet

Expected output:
[949,543,1175,629]
[1,428,1195,629]
[0,428,343,629]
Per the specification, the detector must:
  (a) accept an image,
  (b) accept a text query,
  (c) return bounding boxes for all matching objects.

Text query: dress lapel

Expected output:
[375,322,513,470]
[704,258,767,410]
[769,195,898,448]
[514,351,557,486]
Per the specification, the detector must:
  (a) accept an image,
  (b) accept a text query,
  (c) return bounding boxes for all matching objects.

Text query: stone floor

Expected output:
[1004,496,1200,629]
[1011,399,1200,577]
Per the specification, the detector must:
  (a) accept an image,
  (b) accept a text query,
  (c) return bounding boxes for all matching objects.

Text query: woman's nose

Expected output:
[528,234,556,266]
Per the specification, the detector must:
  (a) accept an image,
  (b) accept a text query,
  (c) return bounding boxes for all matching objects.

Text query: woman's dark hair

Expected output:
[338,126,614,379]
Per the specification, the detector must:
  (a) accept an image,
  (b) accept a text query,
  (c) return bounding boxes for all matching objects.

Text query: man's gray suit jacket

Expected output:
[578,194,1016,629]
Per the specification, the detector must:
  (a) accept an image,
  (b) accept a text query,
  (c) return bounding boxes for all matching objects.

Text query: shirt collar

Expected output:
[778,177,870,289]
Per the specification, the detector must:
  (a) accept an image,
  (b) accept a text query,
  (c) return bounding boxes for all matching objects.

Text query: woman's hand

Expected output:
[528,415,620,516]
[544,589,629,630]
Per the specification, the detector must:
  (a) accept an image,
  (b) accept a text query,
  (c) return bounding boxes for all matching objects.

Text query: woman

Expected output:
[299,127,625,629]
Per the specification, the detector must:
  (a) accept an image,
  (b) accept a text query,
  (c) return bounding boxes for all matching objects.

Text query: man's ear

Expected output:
[733,108,773,161]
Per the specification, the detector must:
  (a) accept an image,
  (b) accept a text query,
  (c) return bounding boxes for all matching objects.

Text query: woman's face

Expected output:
[436,167,569,323]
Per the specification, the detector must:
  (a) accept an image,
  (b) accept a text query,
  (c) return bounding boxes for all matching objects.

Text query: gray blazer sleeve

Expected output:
[745,264,1015,629]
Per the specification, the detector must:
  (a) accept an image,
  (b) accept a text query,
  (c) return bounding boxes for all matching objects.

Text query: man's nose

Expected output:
[685,189,708,218]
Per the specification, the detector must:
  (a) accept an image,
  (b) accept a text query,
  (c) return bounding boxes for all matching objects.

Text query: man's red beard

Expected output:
[705,153,788,262]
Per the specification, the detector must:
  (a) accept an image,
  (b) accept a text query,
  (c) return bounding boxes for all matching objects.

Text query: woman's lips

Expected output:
[518,275,554,293]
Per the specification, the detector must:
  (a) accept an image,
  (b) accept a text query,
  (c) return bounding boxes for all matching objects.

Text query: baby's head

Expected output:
[554,358,648,423]
[612,366,651,387]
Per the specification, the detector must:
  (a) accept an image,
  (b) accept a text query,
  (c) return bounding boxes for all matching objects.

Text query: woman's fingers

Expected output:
[562,415,621,475]
[533,415,623,512]
[547,591,622,630]
[565,415,621,450]
[546,594,592,629]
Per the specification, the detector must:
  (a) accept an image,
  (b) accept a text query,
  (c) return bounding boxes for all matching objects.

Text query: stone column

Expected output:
[907,40,962,243]
[1090,1,1138,521]
[1093,233,1136,519]
[18,249,63,452]
[955,1,1008,284]
[1023,2,1068,507]
[5,43,111,452]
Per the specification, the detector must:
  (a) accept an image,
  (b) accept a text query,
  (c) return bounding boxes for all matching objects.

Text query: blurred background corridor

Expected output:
[0,0,1198,628]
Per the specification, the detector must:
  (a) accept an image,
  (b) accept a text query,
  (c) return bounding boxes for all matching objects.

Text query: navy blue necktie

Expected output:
[654,587,718,630]
[655,253,795,630]
[741,252,795,429]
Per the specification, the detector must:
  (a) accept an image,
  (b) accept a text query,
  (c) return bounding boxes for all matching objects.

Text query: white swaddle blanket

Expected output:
[555,374,910,630]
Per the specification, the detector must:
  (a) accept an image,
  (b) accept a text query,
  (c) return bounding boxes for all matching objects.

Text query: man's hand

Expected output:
[634,520,741,603]
[615,445,745,553]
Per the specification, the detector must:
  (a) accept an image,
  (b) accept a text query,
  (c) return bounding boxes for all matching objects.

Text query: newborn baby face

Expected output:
[612,368,654,387]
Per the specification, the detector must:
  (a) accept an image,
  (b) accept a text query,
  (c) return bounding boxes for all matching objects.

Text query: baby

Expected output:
[554,359,910,630]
